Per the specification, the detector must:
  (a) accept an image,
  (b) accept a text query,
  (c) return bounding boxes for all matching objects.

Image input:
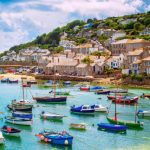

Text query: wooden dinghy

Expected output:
[70,123,86,130]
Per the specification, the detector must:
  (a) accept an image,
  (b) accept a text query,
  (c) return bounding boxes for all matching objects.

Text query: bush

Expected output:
[130,74,143,81]
[122,74,128,79]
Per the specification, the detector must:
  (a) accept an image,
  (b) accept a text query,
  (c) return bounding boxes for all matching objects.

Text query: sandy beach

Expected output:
[0,73,35,81]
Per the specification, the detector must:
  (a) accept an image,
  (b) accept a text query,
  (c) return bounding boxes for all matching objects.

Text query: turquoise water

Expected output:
[0,83,150,150]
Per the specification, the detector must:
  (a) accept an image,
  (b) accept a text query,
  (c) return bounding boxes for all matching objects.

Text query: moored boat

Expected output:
[91,104,108,112]
[137,110,150,117]
[70,105,95,115]
[5,116,32,126]
[1,78,9,83]
[95,90,110,95]
[27,80,37,84]
[97,123,127,133]
[107,95,125,100]
[35,130,73,145]
[63,81,71,86]
[80,85,90,91]
[0,132,4,144]
[1,125,21,137]
[70,123,86,130]
[12,111,32,119]
[90,86,103,92]
[111,96,138,105]
[56,91,70,96]
[107,116,143,129]
[8,79,18,83]
[40,111,64,120]
[110,89,128,93]
[33,96,67,104]
[7,104,32,112]
[142,94,150,99]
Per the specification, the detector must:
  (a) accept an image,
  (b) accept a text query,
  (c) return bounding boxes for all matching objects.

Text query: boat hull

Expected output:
[97,123,127,133]
[5,117,32,126]
[7,105,32,112]
[96,91,110,95]
[33,97,67,104]
[107,117,143,129]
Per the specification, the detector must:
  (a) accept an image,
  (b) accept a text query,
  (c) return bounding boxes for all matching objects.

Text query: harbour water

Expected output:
[0,83,150,150]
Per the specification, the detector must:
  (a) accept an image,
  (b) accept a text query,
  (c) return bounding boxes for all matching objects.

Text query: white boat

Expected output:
[0,132,4,144]
[11,99,34,107]
[91,104,108,112]
[40,111,64,120]
[137,110,150,117]
[5,116,32,126]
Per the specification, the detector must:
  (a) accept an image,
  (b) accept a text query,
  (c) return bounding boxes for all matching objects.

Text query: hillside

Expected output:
[1,11,150,56]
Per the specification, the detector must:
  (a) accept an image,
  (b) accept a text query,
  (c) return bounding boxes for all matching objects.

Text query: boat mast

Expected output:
[115,90,117,121]
[135,101,138,123]
[21,78,25,101]
[53,67,56,98]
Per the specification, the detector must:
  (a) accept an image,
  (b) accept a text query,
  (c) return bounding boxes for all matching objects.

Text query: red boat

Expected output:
[111,96,138,105]
[22,84,31,87]
[107,95,125,100]
[80,85,90,91]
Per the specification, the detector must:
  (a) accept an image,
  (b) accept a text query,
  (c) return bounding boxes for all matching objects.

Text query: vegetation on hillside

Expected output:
[1,11,150,57]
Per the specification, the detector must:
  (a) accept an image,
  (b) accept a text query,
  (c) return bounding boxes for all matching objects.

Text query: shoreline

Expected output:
[0,73,150,90]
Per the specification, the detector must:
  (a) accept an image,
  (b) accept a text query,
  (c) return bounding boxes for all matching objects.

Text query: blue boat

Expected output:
[63,81,71,86]
[90,86,103,92]
[8,79,18,83]
[70,105,95,115]
[1,78,9,83]
[95,90,110,95]
[12,111,32,119]
[35,131,73,145]
[97,123,127,133]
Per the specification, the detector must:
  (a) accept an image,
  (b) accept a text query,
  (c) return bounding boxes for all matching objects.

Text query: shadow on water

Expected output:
[97,128,127,135]
[0,144,5,150]
[3,135,22,144]
[38,141,73,150]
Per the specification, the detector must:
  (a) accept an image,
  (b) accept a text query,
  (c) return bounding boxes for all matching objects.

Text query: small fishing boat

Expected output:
[33,75,67,104]
[91,104,108,112]
[8,79,18,83]
[7,104,32,112]
[22,84,31,87]
[27,80,37,84]
[95,90,110,95]
[5,116,32,126]
[110,89,128,93]
[80,85,90,91]
[90,86,103,92]
[70,123,86,130]
[107,117,143,129]
[137,110,150,117]
[97,123,127,133]
[63,81,71,86]
[12,111,32,119]
[1,78,9,83]
[0,132,4,144]
[142,94,150,99]
[111,96,138,105]
[1,125,21,137]
[11,99,34,107]
[33,96,67,104]
[107,95,125,100]
[70,105,95,115]
[56,91,70,96]
[35,130,73,145]
[40,111,64,120]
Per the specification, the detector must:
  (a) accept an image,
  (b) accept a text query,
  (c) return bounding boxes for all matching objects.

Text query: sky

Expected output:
[0,0,149,52]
